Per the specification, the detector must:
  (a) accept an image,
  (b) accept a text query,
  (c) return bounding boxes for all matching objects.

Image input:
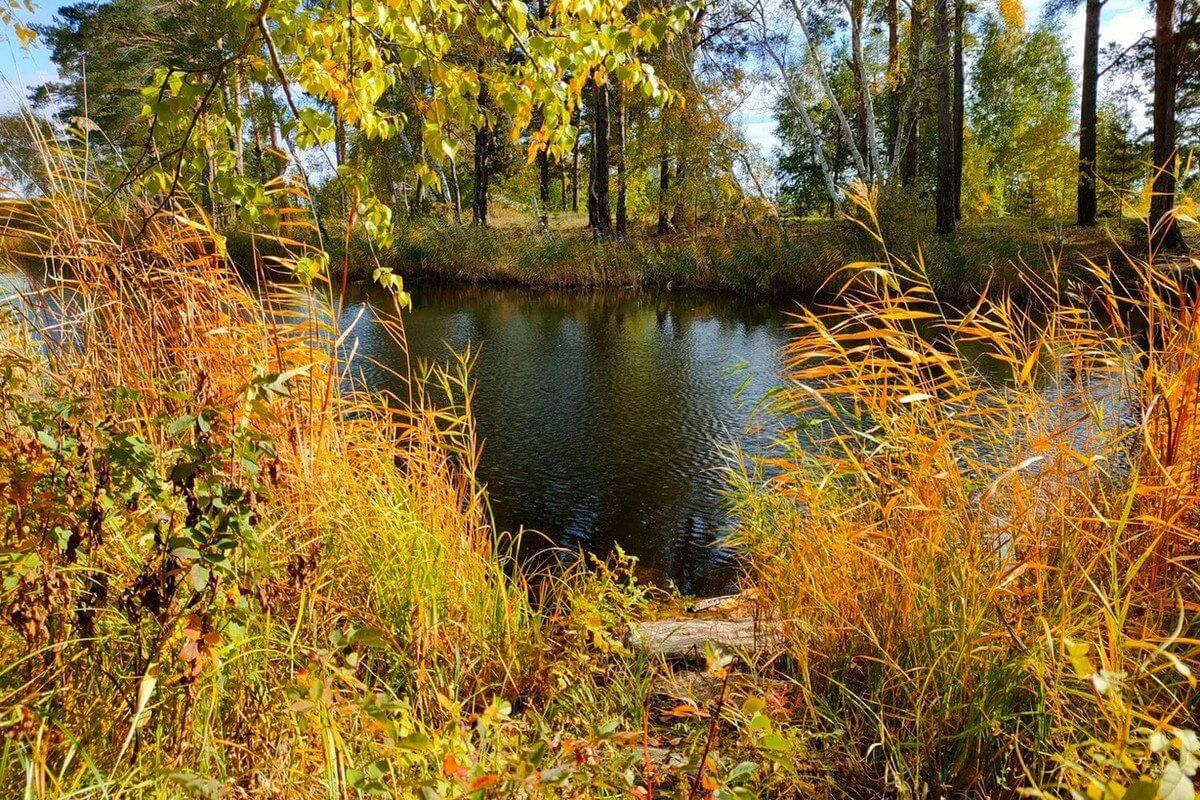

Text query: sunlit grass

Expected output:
[2,132,1198,799]
[728,183,1200,797]
[0,132,651,798]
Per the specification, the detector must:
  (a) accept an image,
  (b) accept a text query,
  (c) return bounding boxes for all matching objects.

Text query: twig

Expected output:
[687,667,731,800]
[1097,34,1151,79]
[642,678,655,800]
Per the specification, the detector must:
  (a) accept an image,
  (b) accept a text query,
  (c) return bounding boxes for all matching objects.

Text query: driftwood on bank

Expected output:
[628,616,781,660]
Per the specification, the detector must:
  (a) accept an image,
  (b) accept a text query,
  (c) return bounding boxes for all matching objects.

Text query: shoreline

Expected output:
[227,215,1155,304]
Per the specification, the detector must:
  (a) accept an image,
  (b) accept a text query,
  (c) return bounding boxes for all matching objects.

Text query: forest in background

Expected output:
[2,0,1197,277]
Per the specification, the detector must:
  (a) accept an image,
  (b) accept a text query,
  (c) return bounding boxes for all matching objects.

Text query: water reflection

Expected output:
[4,264,1133,597]
[336,282,794,595]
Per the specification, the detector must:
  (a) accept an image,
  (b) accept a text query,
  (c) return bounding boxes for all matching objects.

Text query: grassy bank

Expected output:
[239,200,1153,301]
[0,156,673,797]
[4,154,1199,800]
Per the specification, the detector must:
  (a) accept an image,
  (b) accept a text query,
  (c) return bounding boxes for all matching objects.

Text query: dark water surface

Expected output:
[2,265,794,593]
[5,265,1124,596]
[337,282,796,595]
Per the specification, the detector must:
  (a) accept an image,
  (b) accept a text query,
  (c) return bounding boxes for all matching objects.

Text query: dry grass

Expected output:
[0,132,632,798]
[3,131,1199,799]
[729,184,1200,797]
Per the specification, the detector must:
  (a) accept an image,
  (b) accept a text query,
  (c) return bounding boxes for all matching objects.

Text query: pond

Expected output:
[2,265,798,595]
[3,264,1127,597]
[335,282,797,596]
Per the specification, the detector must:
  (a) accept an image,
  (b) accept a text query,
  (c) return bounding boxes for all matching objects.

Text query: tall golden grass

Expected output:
[730,185,1200,797]
[0,130,620,798]
[4,132,1198,800]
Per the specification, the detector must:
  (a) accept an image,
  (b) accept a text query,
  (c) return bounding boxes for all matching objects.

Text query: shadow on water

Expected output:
[335,281,797,596]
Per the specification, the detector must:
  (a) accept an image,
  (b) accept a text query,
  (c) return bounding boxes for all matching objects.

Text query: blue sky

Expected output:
[1,1,59,111]
[2,0,1156,152]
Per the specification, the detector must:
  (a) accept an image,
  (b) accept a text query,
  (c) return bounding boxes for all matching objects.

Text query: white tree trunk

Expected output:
[787,0,870,183]
[846,0,881,179]
[759,31,844,203]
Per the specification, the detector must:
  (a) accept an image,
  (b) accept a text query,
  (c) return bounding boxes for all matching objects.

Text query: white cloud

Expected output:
[739,118,780,152]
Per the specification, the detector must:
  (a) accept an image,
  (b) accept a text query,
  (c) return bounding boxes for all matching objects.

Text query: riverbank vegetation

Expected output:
[7,0,1197,296]
[4,144,1199,796]
[367,207,1133,297]
[1,145,679,798]
[2,0,1200,793]
[730,187,1200,797]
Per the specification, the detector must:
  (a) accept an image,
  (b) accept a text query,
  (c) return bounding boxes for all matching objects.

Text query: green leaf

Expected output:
[188,563,210,592]
[727,761,758,783]
[761,734,789,752]
[349,626,389,649]
[395,732,433,751]
[748,713,772,734]
[170,543,202,560]
[1123,781,1158,800]
[741,697,765,716]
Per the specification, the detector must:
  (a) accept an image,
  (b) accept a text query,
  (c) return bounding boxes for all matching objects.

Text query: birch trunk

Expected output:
[787,0,869,182]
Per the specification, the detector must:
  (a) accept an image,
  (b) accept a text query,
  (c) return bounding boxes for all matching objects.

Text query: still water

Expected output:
[5,265,1121,596]
[1,265,796,594]
[336,282,796,595]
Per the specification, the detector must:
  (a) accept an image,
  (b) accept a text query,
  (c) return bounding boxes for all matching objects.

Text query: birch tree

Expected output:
[755,0,919,204]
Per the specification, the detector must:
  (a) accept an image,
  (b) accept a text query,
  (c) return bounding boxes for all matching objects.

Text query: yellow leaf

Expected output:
[998,0,1025,29]
[14,22,36,47]
[1018,340,1042,384]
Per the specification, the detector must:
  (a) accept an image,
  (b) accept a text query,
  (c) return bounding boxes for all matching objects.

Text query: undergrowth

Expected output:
[2,134,1198,800]
[300,204,1131,300]
[0,138,804,799]
[222,203,1131,300]
[729,184,1200,798]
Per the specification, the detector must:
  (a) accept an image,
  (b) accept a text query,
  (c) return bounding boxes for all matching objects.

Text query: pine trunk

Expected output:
[952,0,964,222]
[472,73,490,227]
[934,0,956,235]
[571,108,581,213]
[1076,0,1101,226]
[538,147,551,222]
[561,158,568,211]
[657,154,672,234]
[1150,0,1186,251]
[590,77,612,238]
[586,97,597,228]
[615,88,627,239]
[472,127,489,227]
